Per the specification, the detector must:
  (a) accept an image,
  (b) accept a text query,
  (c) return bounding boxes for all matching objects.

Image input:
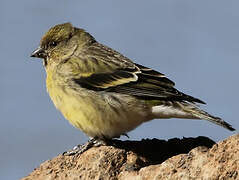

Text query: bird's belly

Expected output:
[47,84,150,138]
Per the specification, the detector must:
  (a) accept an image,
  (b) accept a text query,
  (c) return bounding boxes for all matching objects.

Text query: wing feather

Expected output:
[71,42,205,104]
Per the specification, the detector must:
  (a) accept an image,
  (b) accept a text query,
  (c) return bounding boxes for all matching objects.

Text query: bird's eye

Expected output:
[49,41,57,47]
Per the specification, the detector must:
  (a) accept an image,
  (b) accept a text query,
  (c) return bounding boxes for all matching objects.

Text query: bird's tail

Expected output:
[180,102,235,131]
[152,101,235,131]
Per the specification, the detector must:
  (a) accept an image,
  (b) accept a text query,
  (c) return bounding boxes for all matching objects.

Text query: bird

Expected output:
[31,22,235,155]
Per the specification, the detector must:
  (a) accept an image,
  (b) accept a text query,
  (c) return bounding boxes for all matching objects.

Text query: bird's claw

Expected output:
[63,138,108,157]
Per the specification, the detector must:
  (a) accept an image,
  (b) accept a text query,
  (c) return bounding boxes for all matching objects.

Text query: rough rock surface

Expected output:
[22,134,238,180]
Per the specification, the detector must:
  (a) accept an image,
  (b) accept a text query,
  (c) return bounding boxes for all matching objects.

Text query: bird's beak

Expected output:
[30,47,47,59]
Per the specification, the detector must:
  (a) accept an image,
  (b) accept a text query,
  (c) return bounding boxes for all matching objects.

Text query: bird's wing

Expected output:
[71,43,205,104]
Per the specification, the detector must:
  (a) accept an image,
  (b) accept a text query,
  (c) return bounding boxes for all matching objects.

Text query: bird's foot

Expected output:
[63,138,108,156]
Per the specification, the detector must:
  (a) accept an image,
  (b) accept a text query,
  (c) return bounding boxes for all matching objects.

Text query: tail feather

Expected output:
[151,101,235,131]
[181,102,235,131]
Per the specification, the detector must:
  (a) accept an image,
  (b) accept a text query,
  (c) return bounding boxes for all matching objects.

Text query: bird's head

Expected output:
[31,23,95,67]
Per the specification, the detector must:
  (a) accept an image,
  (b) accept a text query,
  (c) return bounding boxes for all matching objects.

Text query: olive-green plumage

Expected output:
[31,23,235,139]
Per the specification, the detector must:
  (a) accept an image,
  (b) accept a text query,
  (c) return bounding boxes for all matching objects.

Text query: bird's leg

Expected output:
[63,137,108,156]
[122,133,130,138]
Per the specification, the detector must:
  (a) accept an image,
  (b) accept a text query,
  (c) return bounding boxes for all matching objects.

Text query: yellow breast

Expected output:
[46,69,150,138]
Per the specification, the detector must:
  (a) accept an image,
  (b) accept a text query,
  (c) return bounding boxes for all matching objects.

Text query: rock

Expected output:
[21,134,239,180]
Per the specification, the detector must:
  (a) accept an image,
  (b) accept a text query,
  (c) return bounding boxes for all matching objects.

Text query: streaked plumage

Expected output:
[31,23,235,140]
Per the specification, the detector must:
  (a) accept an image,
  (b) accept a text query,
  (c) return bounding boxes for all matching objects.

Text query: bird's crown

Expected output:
[40,23,74,49]
[40,23,96,49]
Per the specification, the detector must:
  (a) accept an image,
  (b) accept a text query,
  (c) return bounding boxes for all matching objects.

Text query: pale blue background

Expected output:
[1,1,238,179]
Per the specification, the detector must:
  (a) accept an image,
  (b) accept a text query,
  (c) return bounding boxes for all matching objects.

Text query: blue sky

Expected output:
[1,1,238,179]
